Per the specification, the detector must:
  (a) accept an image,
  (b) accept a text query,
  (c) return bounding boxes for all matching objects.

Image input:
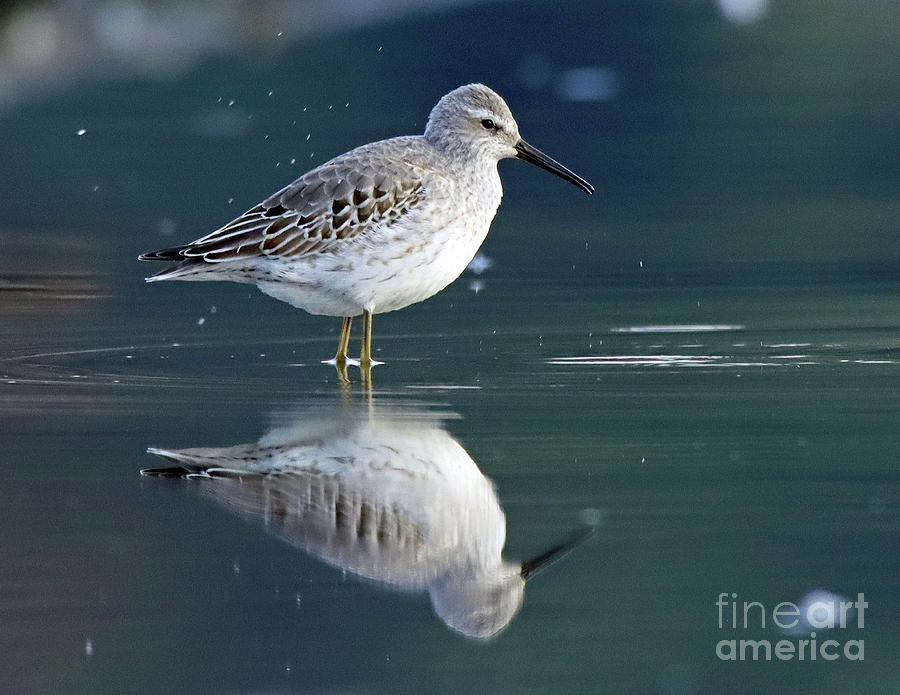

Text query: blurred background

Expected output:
[2,3,899,694]
[1,0,897,295]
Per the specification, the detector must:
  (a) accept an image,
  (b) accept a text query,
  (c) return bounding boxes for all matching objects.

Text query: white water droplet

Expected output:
[467,252,493,274]
[717,0,768,25]
[579,508,604,527]
[76,128,86,136]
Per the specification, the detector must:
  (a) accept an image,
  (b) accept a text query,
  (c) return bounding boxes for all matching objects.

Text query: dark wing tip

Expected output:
[138,246,189,262]
[140,466,194,477]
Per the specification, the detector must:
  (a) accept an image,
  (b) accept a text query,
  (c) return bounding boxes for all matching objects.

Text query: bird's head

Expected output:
[425,83,593,195]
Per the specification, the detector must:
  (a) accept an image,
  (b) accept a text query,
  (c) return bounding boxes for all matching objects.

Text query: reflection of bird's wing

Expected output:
[143,419,506,588]
[140,137,427,270]
[169,464,431,586]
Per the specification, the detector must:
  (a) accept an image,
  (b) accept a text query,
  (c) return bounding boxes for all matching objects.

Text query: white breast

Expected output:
[258,166,503,317]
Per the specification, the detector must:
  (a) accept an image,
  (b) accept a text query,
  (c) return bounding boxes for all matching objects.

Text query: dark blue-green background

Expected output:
[2,0,898,279]
[2,2,898,694]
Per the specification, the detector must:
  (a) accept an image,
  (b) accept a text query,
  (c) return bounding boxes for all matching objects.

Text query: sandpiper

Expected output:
[140,84,593,374]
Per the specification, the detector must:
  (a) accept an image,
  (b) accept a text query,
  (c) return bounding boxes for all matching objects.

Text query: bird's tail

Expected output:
[140,446,262,478]
[139,245,217,282]
[138,246,190,262]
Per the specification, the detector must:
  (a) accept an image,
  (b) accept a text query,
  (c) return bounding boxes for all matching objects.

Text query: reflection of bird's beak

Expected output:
[515,140,594,195]
[520,527,596,580]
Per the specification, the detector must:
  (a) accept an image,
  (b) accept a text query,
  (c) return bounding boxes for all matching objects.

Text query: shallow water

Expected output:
[2,259,898,694]
[2,0,899,685]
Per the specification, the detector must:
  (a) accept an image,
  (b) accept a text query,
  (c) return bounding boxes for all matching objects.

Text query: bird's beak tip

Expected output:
[515,139,594,196]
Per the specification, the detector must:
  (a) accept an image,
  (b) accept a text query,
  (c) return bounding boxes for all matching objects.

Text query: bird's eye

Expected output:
[481,118,498,130]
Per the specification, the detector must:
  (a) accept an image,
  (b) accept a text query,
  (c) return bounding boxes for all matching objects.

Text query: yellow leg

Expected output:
[333,316,352,384]
[335,316,352,364]
[360,311,374,365]
[360,310,374,384]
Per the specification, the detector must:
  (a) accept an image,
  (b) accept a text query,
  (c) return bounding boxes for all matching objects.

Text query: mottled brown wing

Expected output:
[178,142,425,263]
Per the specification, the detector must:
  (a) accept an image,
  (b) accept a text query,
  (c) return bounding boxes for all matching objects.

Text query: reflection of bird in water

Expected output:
[142,407,591,639]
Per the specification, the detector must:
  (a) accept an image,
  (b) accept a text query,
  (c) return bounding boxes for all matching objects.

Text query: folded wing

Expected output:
[140,139,427,265]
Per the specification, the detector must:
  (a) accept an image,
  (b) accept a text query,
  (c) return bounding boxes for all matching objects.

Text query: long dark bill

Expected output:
[515,140,594,195]
[520,527,596,580]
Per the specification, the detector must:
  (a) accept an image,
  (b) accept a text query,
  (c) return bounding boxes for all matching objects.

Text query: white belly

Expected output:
[258,194,499,317]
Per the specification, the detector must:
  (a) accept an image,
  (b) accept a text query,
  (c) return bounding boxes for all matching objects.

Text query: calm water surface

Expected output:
[2,0,899,690]
[2,263,898,694]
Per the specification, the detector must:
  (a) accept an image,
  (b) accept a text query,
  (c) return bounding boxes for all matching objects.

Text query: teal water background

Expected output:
[1,1,898,693]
